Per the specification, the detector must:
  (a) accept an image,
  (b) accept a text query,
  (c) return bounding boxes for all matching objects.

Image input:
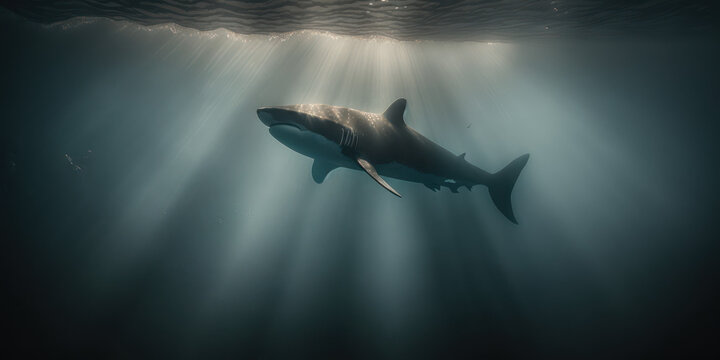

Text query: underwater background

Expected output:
[1,1,719,358]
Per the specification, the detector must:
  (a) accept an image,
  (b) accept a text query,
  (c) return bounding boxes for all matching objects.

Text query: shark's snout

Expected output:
[257,107,275,127]
[257,107,307,131]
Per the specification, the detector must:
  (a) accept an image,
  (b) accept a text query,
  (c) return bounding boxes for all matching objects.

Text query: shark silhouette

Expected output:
[257,98,529,223]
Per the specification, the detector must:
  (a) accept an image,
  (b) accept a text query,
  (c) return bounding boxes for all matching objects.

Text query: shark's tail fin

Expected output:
[488,154,529,224]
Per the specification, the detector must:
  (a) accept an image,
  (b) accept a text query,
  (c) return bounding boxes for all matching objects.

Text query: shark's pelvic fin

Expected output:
[311,159,337,184]
[383,98,407,127]
[356,158,402,198]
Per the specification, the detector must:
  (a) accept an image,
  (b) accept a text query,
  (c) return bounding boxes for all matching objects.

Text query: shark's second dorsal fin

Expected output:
[356,157,402,198]
[312,159,337,184]
[383,98,407,127]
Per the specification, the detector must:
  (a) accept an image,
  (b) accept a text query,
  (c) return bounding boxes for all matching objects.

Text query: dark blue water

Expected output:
[1,3,719,358]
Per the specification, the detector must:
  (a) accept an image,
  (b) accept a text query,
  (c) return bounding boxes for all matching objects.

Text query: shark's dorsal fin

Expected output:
[355,157,402,197]
[383,98,407,127]
[458,153,466,160]
[312,159,337,184]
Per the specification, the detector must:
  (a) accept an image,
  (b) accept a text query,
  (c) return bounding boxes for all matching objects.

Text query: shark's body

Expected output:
[257,98,529,223]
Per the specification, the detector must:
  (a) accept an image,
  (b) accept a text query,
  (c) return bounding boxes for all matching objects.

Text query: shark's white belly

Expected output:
[269,124,353,165]
[269,124,444,185]
[376,162,444,185]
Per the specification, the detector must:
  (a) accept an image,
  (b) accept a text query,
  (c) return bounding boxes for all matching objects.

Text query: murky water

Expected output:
[1,4,719,358]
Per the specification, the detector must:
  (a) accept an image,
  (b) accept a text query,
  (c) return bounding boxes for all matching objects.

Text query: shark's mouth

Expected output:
[269,123,303,131]
[268,122,345,163]
[268,123,306,144]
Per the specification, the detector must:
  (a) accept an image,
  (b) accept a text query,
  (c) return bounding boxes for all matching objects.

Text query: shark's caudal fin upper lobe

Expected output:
[488,154,530,224]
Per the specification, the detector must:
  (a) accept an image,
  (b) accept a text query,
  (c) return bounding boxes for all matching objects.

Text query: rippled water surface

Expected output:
[3,0,716,40]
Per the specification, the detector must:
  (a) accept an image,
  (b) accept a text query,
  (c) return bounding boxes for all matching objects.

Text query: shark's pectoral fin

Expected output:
[311,159,337,184]
[355,158,402,198]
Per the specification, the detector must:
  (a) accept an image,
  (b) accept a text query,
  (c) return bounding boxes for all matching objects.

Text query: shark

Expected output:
[257,98,529,223]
